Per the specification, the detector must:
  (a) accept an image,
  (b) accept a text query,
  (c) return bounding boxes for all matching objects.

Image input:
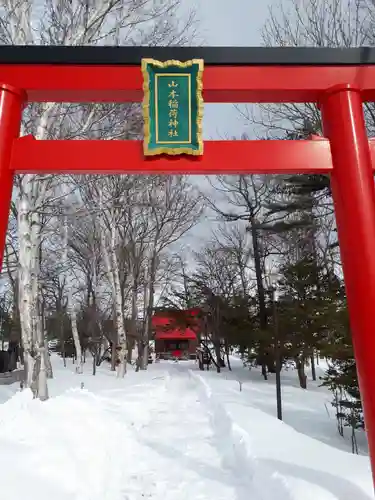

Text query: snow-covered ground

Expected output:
[0,356,373,500]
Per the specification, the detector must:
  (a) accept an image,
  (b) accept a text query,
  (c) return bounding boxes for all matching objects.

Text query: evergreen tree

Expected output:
[277,254,342,388]
[320,305,363,453]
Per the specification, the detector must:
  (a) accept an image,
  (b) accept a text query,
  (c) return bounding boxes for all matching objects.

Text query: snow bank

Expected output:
[189,369,293,500]
[193,361,374,500]
[0,388,129,500]
[0,361,173,500]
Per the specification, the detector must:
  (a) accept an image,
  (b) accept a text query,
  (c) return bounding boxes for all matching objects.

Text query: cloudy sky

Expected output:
[180,0,276,252]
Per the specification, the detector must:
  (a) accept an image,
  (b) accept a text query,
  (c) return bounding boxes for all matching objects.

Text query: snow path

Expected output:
[0,370,174,500]
[0,364,292,500]
[133,367,292,500]
[0,359,372,500]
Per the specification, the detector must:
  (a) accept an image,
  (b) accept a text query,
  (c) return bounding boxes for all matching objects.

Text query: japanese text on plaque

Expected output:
[168,80,179,138]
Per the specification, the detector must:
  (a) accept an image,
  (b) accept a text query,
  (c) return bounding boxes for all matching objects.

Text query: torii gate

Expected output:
[1,45,375,484]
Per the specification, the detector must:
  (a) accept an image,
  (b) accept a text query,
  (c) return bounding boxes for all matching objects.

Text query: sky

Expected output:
[199,0,272,139]
[180,0,275,253]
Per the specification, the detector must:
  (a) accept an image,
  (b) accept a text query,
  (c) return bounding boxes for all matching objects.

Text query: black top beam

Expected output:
[0,45,374,66]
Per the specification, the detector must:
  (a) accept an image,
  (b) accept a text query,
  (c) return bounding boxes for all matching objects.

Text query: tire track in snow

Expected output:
[189,369,294,500]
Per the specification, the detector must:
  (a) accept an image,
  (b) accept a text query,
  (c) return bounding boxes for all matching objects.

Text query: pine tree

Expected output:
[320,305,363,453]
[277,254,342,388]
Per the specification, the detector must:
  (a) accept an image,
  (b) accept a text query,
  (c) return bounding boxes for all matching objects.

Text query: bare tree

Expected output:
[212,224,254,297]
[239,0,374,138]
[206,175,277,377]
[137,175,203,369]
[1,0,198,395]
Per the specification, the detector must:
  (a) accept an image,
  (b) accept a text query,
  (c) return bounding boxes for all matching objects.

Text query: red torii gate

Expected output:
[1,45,375,483]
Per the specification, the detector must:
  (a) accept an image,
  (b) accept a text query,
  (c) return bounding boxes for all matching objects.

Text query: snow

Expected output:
[0,356,373,500]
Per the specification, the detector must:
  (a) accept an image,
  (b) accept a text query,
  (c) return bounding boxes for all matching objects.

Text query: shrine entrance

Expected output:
[1,45,375,486]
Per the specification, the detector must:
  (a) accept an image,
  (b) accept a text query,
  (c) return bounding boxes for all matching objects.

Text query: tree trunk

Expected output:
[111,227,127,377]
[70,303,83,374]
[18,195,35,388]
[224,340,232,371]
[44,344,53,379]
[296,357,307,389]
[214,339,221,373]
[26,208,50,400]
[96,344,102,366]
[110,341,117,371]
[310,353,316,381]
[25,352,35,389]
[40,294,53,379]
[129,274,139,365]
[37,347,49,401]
[30,356,40,399]
[127,338,134,363]
[139,256,157,370]
[101,215,127,377]
[60,310,66,367]
[250,219,274,377]
[136,340,144,372]
[11,281,23,367]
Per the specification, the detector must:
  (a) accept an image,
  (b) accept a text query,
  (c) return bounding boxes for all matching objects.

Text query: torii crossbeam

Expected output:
[1,45,375,487]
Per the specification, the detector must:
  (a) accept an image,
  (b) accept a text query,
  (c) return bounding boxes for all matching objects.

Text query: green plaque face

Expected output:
[142,58,204,156]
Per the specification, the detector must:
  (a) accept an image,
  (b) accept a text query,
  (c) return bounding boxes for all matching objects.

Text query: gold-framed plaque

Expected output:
[142,58,204,156]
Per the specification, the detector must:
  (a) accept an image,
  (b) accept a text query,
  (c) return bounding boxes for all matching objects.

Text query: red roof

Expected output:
[152,309,199,341]
[152,316,171,327]
[155,328,197,340]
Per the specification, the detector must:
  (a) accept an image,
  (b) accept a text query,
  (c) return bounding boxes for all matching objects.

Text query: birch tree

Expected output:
[1,0,197,393]
[61,215,84,374]
[68,293,83,373]
[67,215,103,309]
[138,176,202,369]
[100,195,128,378]
[120,191,150,364]
[76,175,141,377]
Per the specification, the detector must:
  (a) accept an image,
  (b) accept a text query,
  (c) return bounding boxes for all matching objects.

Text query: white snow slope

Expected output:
[0,356,373,500]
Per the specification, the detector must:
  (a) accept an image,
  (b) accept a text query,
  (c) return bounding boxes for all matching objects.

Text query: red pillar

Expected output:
[320,85,375,486]
[0,84,25,272]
